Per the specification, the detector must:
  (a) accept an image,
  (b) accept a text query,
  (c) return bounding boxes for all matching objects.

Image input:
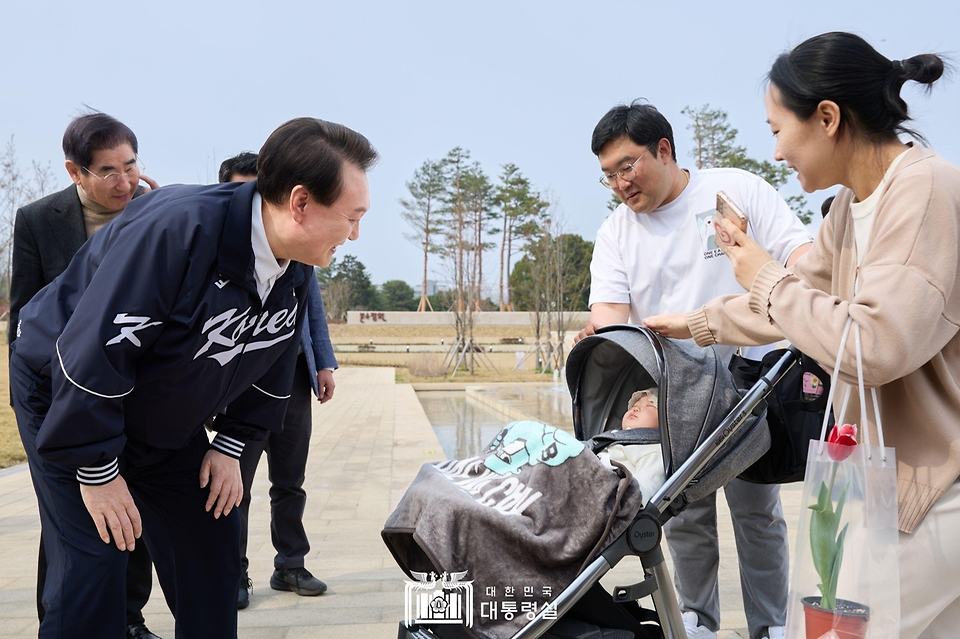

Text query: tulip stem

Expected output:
[828,462,839,498]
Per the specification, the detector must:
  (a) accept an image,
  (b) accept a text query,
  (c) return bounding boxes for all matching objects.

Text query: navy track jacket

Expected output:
[12,181,311,484]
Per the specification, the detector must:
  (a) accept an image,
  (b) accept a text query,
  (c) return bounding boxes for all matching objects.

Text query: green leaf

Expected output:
[810,481,829,513]
[808,481,843,596]
[822,524,849,611]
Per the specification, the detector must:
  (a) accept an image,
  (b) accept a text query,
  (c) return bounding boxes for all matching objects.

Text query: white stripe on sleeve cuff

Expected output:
[211,433,245,460]
[77,459,120,485]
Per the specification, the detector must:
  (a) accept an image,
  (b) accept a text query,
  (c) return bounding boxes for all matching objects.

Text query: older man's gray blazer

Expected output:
[8,185,88,346]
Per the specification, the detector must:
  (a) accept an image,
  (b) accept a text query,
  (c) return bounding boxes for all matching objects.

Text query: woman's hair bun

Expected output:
[899,54,945,86]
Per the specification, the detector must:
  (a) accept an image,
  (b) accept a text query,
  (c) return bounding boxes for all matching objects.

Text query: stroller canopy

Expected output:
[565,325,769,503]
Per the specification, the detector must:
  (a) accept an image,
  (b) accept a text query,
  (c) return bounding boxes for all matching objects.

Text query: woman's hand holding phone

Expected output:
[714,191,748,247]
[716,217,778,290]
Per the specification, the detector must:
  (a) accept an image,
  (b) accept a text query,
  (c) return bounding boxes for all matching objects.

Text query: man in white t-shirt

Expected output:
[576,101,811,639]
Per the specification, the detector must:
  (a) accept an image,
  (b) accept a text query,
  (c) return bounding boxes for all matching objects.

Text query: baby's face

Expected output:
[622,395,659,430]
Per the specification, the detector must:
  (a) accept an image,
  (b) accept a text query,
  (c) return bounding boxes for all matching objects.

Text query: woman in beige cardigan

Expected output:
[644,32,960,638]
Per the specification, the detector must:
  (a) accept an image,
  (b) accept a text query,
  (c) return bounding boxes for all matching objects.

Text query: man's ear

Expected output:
[818,100,842,138]
[657,138,673,164]
[65,160,83,185]
[288,185,309,222]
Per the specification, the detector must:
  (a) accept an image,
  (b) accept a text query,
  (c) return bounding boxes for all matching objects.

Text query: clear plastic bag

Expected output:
[785,318,900,639]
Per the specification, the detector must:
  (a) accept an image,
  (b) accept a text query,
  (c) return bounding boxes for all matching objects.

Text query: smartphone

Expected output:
[714,191,748,246]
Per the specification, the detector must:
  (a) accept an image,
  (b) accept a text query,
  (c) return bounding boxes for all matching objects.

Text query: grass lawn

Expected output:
[0,341,26,469]
[394,366,555,385]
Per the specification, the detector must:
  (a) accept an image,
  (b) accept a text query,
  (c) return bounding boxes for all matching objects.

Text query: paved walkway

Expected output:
[0,367,802,638]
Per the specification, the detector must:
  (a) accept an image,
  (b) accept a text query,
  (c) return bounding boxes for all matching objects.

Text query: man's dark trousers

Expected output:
[37,523,153,625]
[239,353,313,571]
[12,353,240,639]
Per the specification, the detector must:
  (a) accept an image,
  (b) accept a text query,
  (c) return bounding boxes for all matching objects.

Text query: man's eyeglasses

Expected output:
[599,149,649,188]
[82,160,144,187]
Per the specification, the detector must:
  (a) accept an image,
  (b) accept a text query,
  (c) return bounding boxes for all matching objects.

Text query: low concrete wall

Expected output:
[347,311,591,326]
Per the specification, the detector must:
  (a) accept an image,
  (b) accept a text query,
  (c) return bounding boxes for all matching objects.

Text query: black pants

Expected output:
[12,353,240,639]
[37,536,153,625]
[239,353,312,572]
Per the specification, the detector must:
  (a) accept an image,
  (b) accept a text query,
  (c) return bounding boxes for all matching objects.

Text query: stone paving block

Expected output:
[243,603,385,626]
[284,623,397,638]
[0,617,36,636]
[0,491,37,511]
[238,628,289,639]
[0,599,34,617]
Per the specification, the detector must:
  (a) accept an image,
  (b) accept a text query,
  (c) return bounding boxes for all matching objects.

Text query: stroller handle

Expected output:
[649,346,800,517]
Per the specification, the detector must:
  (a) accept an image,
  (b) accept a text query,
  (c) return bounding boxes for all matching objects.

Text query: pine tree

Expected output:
[399,159,446,311]
[461,163,493,312]
[491,164,548,311]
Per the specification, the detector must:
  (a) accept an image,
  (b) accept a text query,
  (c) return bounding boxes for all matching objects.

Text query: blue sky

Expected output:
[2,1,956,286]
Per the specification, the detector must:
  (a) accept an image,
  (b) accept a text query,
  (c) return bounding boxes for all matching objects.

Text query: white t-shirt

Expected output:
[851,149,910,267]
[589,167,812,362]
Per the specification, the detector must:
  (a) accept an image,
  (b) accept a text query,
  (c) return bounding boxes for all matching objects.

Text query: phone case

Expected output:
[716,191,748,231]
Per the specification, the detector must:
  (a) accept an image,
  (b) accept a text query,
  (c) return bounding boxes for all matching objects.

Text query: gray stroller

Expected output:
[384,325,799,639]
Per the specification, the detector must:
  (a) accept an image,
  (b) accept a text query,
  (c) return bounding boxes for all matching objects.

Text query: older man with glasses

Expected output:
[575,101,811,639]
[9,112,159,340]
[9,111,162,639]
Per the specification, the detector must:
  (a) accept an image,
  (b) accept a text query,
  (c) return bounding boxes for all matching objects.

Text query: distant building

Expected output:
[414,280,440,297]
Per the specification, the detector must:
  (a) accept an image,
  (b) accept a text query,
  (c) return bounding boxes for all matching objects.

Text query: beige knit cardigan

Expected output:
[686,145,960,533]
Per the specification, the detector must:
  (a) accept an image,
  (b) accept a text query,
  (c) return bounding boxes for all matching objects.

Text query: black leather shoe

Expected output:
[238,572,252,610]
[127,624,162,639]
[269,567,327,596]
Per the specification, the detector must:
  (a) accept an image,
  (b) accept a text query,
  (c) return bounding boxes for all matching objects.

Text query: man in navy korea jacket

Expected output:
[9,118,376,639]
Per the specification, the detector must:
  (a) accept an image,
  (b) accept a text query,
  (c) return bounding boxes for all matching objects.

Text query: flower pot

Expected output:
[801,596,870,639]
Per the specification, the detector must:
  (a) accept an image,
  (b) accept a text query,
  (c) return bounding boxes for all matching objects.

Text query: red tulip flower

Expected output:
[826,423,858,461]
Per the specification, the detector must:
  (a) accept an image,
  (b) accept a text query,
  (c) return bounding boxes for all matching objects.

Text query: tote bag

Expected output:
[785,318,900,639]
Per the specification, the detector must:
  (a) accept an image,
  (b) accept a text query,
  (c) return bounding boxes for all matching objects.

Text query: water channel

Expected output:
[416,384,575,459]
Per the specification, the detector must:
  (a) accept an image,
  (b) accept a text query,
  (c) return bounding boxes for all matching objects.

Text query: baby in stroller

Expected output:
[384,326,777,639]
[596,388,666,509]
[621,389,659,430]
